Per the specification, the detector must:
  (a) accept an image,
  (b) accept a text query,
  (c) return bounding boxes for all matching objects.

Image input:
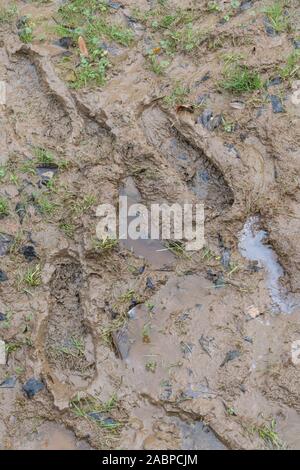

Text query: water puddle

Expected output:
[16,422,90,450]
[175,418,226,450]
[119,177,175,269]
[239,217,294,313]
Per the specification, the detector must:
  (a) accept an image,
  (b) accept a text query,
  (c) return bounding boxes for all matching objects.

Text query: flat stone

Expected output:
[269,95,285,113]
[0,233,14,257]
[22,378,44,398]
[0,270,8,282]
[0,376,16,388]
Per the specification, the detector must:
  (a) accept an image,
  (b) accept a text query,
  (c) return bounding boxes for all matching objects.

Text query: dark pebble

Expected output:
[206,269,225,288]
[88,412,117,426]
[198,72,211,83]
[22,378,44,398]
[267,76,282,87]
[0,376,16,388]
[224,143,240,158]
[220,350,241,367]
[57,37,74,49]
[0,270,8,282]
[100,41,122,56]
[16,16,28,30]
[293,39,300,49]
[208,114,223,131]
[264,18,276,37]
[20,245,38,262]
[15,202,26,224]
[107,1,123,10]
[0,233,14,257]
[88,411,105,422]
[269,95,285,113]
[195,93,209,106]
[146,276,155,289]
[240,0,252,11]
[221,249,231,269]
[244,336,253,344]
[112,328,131,360]
[138,265,145,274]
[199,109,213,127]
[0,312,7,321]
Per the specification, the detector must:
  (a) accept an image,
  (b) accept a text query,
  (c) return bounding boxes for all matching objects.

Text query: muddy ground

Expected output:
[0,0,300,450]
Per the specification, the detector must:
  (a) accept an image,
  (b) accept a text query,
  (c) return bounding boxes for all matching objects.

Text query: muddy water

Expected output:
[119,177,175,269]
[1,0,300,452]
[239,217,294,313]
[16,422,90,450]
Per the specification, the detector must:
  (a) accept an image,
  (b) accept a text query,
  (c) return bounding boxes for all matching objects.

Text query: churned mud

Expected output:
[0,0,300,450]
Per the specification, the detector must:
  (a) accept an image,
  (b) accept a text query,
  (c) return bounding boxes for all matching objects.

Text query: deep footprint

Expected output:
[141,106,233,210]
[44,262,95,389]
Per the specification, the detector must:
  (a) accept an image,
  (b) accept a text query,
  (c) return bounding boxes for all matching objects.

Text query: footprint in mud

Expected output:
[6,53,72,147]
[44,263,95,390]
[141,107,233,210]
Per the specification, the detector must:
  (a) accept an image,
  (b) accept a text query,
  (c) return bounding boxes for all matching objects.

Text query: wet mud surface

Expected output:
[0,0,300,450]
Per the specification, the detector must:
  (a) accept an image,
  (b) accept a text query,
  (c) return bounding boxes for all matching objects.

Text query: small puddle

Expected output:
[119,177,175,269]
[175,418,226,450]
[16,422,90,450]
[238,217,294,313]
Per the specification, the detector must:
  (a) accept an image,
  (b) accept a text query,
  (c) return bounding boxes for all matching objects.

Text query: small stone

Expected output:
[0,312,7,321]
[220,350,241,367]
[127,306,137,319]
[88,412,117,427]
[20,245,38,262]
[146,276,155,289]
[0,270,8,282]
[199,109,213,127]
[245,305,261,319]
[269,95,284,113]
[224,143,240,158]
[107,1,122,10]
[244,336,253,344]
[267,76,282,87]
[293,39,300,49]
[0,376,16,388]
[240,0,252,11]
[99,42,119,56]
[208,114,223,131]
[264,18,276,37]
[138,265,145,274]
[16,16,28,30]
[195,94,209,105]
[198,109,222,131]
[15,202,26,223]
[57,37,74,49]
[22,378,44,398]
[36,165,58,187]
[88,412,105,422]
[199,72,211,83]
[230,101,245,110]
[221,249,231,269]
[112,328,131,359]
[0,233,14,257]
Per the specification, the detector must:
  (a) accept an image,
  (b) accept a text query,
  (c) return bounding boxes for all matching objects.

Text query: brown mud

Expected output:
[0,0,300,450]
